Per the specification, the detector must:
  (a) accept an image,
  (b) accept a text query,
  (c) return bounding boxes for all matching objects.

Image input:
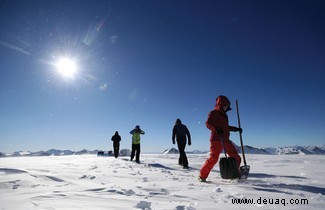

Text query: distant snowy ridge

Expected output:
[162,148,179,154]
[263,145,325,155]
[2,144,325,157]
[2,149,98,157]
[234,144,325,155]
[162,144,325,155]
[162,148,208,154]
[2,148,133,158]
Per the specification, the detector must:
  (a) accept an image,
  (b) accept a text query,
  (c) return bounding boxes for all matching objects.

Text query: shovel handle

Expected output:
[236,100,247,167]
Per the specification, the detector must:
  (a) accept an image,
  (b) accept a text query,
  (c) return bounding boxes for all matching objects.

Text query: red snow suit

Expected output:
[199,96,241,179]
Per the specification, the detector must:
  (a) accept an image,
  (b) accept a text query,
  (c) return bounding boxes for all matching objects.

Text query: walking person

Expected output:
[111,131,121,158]
[130,125,145,163]
[199,95,242,182]
[172,119,191,169]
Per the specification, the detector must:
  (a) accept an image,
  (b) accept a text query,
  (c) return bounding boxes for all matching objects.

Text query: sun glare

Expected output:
[56,58,77,78]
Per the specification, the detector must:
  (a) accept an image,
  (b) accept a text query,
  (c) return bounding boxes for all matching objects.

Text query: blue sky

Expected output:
[0,0,324,153]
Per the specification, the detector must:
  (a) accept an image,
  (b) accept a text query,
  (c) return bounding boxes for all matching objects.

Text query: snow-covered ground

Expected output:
[0,154,324,209]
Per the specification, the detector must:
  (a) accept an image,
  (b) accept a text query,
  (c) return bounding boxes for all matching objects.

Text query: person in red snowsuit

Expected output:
[199,95,242,181]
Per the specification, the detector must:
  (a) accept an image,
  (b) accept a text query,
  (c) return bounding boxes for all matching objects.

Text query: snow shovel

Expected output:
[219,135,239,179]
[236,100,250,179]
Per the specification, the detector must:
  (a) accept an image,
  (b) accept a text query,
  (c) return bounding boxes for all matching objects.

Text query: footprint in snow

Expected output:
[134,201,151,210]
[89,166,98,170]
[213,187,223,193]
[106,188,135,196]
[149,188,169,196]
[124,189,136,196]
[5,180,21,190]
[79,175,96,180]
[175,206,197,210]
[172,176,179,181]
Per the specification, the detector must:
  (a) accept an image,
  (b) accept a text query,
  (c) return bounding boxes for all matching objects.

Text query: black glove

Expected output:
[172,140,176,144]
[216,128,223,135]
[188,142,191,146]
[235,127,243,133]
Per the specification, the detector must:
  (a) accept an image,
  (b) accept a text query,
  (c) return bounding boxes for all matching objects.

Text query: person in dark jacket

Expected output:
[111,131,121,158]
[130,125,145,163]
[172,119,191,169]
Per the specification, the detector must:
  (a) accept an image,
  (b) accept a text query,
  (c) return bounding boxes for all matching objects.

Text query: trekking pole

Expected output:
[236,100,247,167]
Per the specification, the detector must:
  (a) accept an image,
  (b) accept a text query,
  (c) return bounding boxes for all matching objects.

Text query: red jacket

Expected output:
[206,96,236,141]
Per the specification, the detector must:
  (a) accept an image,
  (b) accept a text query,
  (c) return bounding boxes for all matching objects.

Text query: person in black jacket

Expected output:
[111,131,121,158]
[172,119,191,169]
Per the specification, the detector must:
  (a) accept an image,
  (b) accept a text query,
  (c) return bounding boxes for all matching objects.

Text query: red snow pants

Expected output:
[200,140,241,179]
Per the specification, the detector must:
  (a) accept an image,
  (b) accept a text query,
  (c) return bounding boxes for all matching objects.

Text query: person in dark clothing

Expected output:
[130,125,145,163]
[111,131,121,158]
[172,119,191,169]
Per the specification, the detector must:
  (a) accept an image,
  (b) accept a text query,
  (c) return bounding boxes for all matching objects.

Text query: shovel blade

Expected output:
[240,165,250,179]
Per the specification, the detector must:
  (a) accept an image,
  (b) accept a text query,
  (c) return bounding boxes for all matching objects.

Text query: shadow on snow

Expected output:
[249,173,307,180]
[253,183,325,195]
[147,163,175,170]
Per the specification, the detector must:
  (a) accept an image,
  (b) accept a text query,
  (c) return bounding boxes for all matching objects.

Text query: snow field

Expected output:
[0,154,324,209]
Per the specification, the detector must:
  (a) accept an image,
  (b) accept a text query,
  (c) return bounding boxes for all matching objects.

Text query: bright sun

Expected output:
[56,58,77,78]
